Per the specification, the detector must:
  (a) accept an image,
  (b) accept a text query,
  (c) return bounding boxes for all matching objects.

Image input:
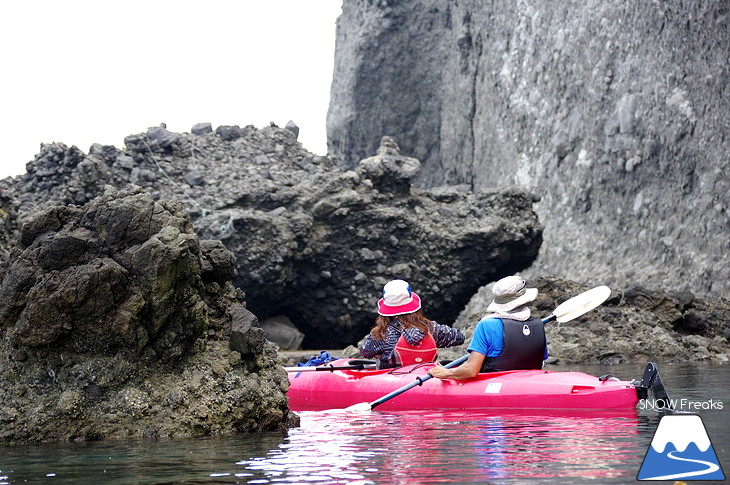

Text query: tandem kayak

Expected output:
[287,358,666,412]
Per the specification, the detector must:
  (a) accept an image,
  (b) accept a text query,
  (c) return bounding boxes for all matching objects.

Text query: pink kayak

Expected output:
[287,359,643,411]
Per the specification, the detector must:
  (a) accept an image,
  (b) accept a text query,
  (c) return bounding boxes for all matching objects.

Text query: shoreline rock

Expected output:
[1,129,543,349]
[0,187,296,445]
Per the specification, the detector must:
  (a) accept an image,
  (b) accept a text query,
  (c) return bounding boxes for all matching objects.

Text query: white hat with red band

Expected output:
[377,279,422,316]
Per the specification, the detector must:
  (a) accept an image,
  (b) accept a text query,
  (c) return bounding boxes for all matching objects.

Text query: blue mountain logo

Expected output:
[637,414,725,481]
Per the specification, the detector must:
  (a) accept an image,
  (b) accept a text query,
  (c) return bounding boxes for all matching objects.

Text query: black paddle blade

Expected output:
[636,362,673,410]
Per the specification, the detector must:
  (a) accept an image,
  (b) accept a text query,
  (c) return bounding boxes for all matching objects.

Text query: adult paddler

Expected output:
[429,275,547,380]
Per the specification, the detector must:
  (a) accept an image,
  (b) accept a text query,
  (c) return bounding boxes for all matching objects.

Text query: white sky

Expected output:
[0,1,342,179]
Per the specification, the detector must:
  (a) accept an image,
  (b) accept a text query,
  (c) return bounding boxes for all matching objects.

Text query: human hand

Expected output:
[428,362,448,379]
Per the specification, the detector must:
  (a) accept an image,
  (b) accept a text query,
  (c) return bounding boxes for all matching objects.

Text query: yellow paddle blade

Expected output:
[553,285,611,323]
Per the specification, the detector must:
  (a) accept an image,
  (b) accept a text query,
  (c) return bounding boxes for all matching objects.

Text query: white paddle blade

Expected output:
[344,402,373,412]
[553,285,611,323]
[284,366,318,372]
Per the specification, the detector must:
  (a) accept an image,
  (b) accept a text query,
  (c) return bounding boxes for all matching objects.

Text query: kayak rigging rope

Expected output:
[388,363,432,376]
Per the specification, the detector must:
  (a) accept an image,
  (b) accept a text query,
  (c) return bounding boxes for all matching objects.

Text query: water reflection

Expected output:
[2,362,726,484]
[236,409,655,484]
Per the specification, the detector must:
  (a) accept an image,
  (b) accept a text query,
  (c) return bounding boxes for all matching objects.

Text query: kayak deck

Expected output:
[287,359,639,411]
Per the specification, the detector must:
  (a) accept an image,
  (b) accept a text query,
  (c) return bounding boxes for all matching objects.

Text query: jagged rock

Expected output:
[452,276,730,364]
[147,125,179,148]
[191,144,541,347]
[199,239,236,284]
[228,303,267,356]
[0,186,292,445]
[327,0,730,299]
[284,120,299,139]
[184,170,205,186]
[0,125,542,349]
[357,136,421,192]
[216,125,244,141]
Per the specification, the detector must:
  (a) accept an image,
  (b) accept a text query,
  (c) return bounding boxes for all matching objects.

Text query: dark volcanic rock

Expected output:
[0,187,293,445]
[2,188,203,360]
[327,0,730,299]
[451,277,730,364]
[192,136,542,347]
[1,127,542,349]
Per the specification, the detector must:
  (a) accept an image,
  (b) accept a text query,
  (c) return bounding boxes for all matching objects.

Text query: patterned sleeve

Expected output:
[402,327,426,345]
[359,333,386,358]
[359,326,401,359]
[431,321,465,348]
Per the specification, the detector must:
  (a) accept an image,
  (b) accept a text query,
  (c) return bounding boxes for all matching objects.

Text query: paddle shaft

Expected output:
[349,285,611,412]
[369,354,469,410]
[284,364,375,372]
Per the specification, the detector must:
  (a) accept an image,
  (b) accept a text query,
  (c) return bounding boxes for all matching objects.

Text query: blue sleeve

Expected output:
[467,318,504,358]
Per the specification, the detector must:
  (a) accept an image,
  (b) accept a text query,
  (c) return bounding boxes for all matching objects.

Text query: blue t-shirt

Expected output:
[468,317,548,359]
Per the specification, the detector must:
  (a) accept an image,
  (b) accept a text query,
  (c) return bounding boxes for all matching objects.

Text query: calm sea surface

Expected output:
[1,362,728,484]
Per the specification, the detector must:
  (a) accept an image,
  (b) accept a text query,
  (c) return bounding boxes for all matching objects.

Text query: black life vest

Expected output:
[481,317,545,372]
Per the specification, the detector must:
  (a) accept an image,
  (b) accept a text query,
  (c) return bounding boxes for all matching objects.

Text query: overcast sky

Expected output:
[0,1,341,179]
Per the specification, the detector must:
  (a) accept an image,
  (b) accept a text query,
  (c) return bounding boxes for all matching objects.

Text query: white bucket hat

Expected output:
[377,279,422,316]
[486,276,538,316]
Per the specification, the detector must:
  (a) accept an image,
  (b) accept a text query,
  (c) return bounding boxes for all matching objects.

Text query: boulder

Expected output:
[261,315,305,351]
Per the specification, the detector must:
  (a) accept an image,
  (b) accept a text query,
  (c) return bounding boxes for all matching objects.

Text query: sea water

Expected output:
[1,362,728,484]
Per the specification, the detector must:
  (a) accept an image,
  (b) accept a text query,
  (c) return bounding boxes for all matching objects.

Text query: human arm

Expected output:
[428,350,486,380]
[428,318,501,380]
[430,321,465,347]
[359,332,389,358]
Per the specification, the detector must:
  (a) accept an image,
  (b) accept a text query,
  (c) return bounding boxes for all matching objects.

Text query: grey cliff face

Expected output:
[327,0,730,297]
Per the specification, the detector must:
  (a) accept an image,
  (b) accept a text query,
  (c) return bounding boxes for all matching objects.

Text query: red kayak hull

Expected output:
[287,359,639,411]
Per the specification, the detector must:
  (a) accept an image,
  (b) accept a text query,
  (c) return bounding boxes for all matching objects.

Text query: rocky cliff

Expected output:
[327,0,729,297]
[0,125,542,349]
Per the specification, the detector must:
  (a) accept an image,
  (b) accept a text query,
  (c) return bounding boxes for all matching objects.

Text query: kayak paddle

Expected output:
[344,354,469,412]
[542,285,611,324]
[344,285,612,412]
[285,359,377,372]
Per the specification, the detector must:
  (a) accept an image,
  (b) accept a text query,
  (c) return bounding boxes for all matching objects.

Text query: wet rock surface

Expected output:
[0,187,294,445]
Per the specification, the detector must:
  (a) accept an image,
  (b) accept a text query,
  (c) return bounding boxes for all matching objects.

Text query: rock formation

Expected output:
[0,126,542,349]
[327,0,730,298]
[0,187,294,445]
[450,277,730,365]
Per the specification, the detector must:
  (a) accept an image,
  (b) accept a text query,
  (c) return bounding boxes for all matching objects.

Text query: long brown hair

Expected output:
[371,310,432,340]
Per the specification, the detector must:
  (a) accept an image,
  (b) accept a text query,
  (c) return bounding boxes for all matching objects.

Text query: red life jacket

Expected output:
[392,332,438,366]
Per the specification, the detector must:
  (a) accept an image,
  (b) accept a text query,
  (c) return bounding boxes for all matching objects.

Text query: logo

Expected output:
[637,414,725,481]
[639,398,723,411]
[522,324,530,336]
